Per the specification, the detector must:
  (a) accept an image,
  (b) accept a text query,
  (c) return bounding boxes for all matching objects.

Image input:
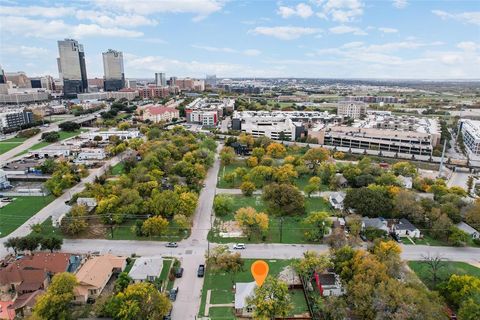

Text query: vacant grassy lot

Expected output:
[0,137,27,154]
[408,261,480,288]
[29,217,64,239]
[209,195,333,244]
[0,196,55,236]
[111,162,125,176]
[109,219,190,242]
[198,259,307,319]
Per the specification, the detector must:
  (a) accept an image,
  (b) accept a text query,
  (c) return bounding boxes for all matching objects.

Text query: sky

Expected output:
[0,0,479,79]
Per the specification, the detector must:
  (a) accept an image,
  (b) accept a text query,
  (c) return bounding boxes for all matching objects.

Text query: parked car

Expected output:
[197,264,205,277]
[175,267,184,278]
[166,242,178,248]
[169,287,179,301]
[233,243,246,250]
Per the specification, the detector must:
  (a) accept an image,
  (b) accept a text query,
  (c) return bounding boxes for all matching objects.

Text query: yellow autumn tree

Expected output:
[235,207,269,238]
[266,142,287,158]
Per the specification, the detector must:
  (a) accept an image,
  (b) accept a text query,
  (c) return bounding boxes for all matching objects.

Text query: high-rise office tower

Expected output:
[103,49,125,91]
[206,74,217,88]
[0,65,5,84]
[57,39,88,97]
[155,72,166,86]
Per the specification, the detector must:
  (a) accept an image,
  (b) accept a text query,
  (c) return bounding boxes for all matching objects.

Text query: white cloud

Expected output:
[251,26,321,40]
[75,11,157,27]
[0,16,143,39]
[92,0,225,21]
[320,0,364,22]
[378,27,398,33]
[1,45,50,57]
[243,49,261,56]
[329,25,367,35]
[457,41,479,51]
[191,45,236,53]
[432,10,480,26]
[277,3,314,19]
[0,5,75,18]
[392,0,408,9]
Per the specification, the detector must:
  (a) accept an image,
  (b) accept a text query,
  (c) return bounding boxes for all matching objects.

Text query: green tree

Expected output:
[448,226,469,246]
[173,214,190,233]
[393,190,425,223]
[458,293,480,320]
[392,161,417,177]
[206,245,244,284]
[40,235,63,252]
[441,274,480,308]
[302,211,331,241]
[114,272,132,293]
[246,276,292,320]
[303,147,329,172]
[213,195,234,217]
[59,121,80,132]
[103,282,172,320]
[220,146,236,165]
[343,187,393,218]
[41,131,60,142]
[262,183,305,216]
[235,207,269,239]
[32,272,77,320]
[293,251,332,277]
[61,204,88,236]
[3,237,21,255]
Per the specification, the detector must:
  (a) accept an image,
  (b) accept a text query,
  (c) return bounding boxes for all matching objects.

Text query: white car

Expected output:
[233,243,246,250]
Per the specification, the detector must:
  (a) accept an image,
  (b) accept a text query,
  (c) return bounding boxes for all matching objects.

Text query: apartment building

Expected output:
[77,90,138,101]
[142,105,179,123]
[137,86,178,99]
[0,110,34,132]
[185,98,234,127]
[458,119,480,157]
[337,101,368,119]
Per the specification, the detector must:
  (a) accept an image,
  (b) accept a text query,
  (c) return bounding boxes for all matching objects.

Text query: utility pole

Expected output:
[279,218,284,243]
[438,139,447,178]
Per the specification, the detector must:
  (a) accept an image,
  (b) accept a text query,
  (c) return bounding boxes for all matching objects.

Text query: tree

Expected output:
[420,254,446,288]
[441,274,480,309]
[213,195,234,217]
[448,226,469,246]
[262,183,305,216]
[458,293,480,320]
[246,156,258,167]
[393,190,425,223]
[346,214,362,239]
[465,199,480,229]
[392,161,417,177]
[142,216,169,237]
[303,147,329,172]
[40,235,63,252]
[266,142,286,158]
[372,240,403,278]
[177,192,198,216]
[252,147,265,159]
[3,237,21,255]
[220,146,236,165]
[41,131,60,142]
[246,276,292,320]
[235,207,269,239]
[302,211,331,242]
[293,251,332,277]
[206,245,244,283]
[61,204,88,236]
[343,187,393,218]
[32,272,77,320]
[238,133,254,147]
[240,181,256,196]
[326,227,348,249]
[114,272,132,293]
[430,213,452,240]
[59,121,81,132]
[173,214,190,232]
[273,164,298,183]
[103,282,172,320]
[18,235,41,252]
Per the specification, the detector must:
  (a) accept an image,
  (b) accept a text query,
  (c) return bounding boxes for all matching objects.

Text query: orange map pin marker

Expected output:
[251,260,269,287]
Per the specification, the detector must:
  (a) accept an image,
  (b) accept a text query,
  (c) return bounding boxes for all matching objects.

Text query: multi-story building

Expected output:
[0,90,49,104]
[175,78,205,91]
[458,119,480,157]
[142,105,179,123]
[103,49,125,91]
[337,101,367,119]
[319,115,440,156]
[0,110,34,132]
[185,98,235,127]
[5,72,31,88]
[155,73,166,87]
[57,39,88,97]
[168,77,177,87]
[0,65,5,84]
[30,76,54,91]
[77,90,138,101]
[137,86,178,99]
[125,79,137,89]
[344,96,405,104]
[232,111,304,141]
[205,74,217,88]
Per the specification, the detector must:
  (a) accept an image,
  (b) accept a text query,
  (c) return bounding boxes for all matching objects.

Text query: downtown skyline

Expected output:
[0,0,479,79]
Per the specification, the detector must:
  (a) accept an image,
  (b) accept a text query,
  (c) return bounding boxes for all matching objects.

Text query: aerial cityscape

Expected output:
[0,0,479,320]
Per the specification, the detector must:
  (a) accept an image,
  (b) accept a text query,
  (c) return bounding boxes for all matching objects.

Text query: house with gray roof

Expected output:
[234,282,256,317]
[393,218,421,238]
[456,222,479,239]
[362,217,389,233]
[128,257,163,283]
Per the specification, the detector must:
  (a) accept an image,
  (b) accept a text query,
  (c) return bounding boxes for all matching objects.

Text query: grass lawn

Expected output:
[109,220,190,242]
[0,196,55,237]
[199,259,308,319]
[29,217,63,239]
[209,195,332,244]
[217,160,247,188]
[0,137,27,154]
[111,162,125,176]
[408,234,450,246]
[408,261,480,289]
[15,129,87,156]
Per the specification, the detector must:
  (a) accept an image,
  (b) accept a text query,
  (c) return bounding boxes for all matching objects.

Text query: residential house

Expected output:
[234,282,256,318]
[456,222,479,239]
[393,218,421,238]
[317,272,345,297]
[74,254,126,304]
[9,290,43,318]
[329,191,346,210]
[398,175,413,189]
[128,257,163,283]
[0,300,15,320]
[362,217,389,233]
[333,173,348,188]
